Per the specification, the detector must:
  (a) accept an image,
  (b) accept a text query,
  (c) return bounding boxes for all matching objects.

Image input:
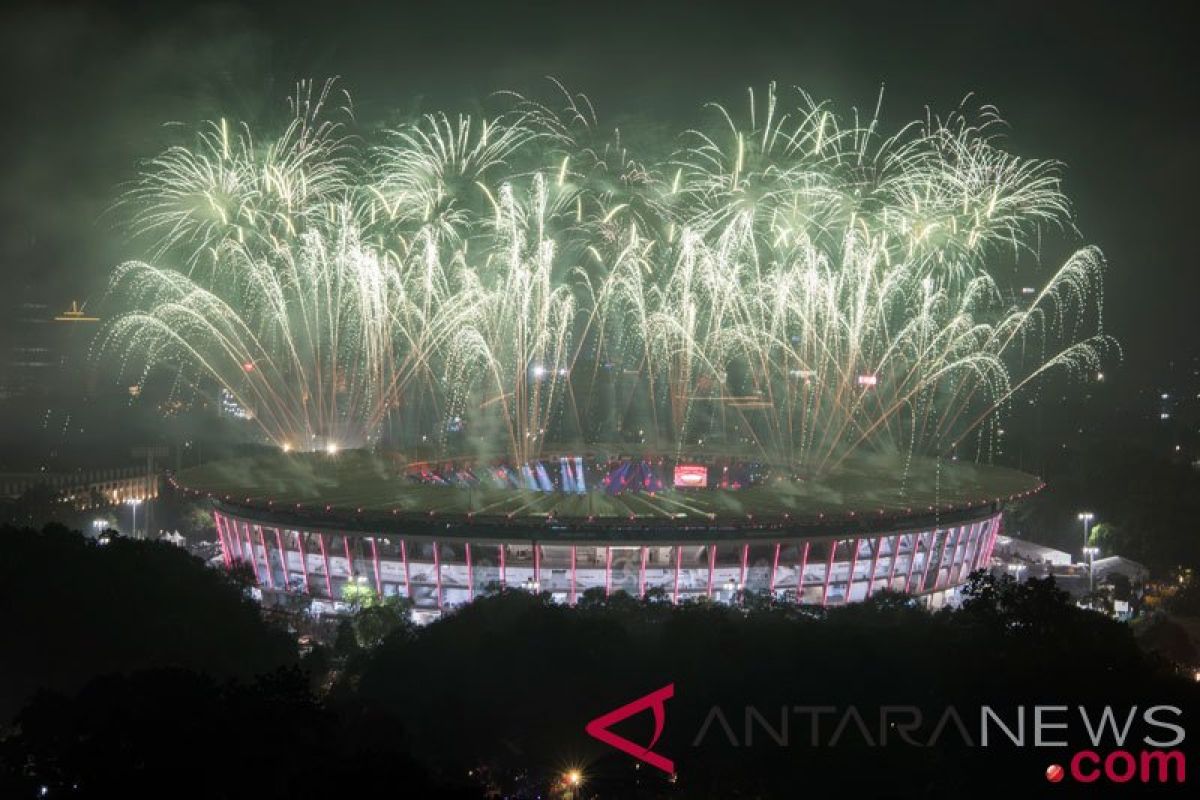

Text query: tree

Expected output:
[179,502,217,540]
[0,524,295,722]
[1135,615,1198,668]
[0,667,473,800]
[356,596,414,648]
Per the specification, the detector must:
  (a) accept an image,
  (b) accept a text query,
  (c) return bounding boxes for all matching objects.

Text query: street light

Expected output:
[723,579,744,605]
[562,769,583,799]
[1077,511,1095,558]
[125,497,143,539]
[1083,546,1100,596]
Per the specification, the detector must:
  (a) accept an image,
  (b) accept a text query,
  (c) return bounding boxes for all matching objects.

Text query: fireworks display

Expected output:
[100,81,1113,476]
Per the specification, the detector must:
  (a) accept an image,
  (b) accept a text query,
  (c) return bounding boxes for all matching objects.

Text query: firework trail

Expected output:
[100,80,1115,474]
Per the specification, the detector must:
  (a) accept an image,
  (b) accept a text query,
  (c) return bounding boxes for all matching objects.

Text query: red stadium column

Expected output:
[955,525,971,582]
[769,543,781,595]
[534,542,541,589]
[962,522,982,577]
[256,526,275,589]
[885,534,902,590]
[247,524,261,582]
[936,527,955,592]
[639,546,648,598]
[432,540,443,610]
[371,537,384,598]
[317,532,333,598]
[343,536,355,582]
[605,546,612,598]
[845,537,862,603]
[241,522,259,584]
[905,531,924,594]
[919,530,940,593]
[465,542,474,602]
[984,515,1002,564]
[400,539,412,599]
[956,526,968,584]
[237,521,249,572]
[294,530,311,594]
[964,522,979,574]
[941,526,959,587]
[865,536,884,597]
[211,514,225,566]
[796,541,810,604]
[970,520,989,571]
[673,545,682,605]
[215,514,229,558]
[955,525,974,575]
[499,544,506,589]
[979,519,993,567]
[213,513,232,568]
[821,540,838,607]
[273,528,288,590]
[950,522,969,585]
[932,528,954,590]
[234,518,248,563]
[214,519,230,567]
[221,514,242,563]
[225,520,238,567]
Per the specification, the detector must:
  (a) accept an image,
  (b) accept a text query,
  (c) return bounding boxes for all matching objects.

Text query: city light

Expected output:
[1078,511,1095,559]
[125,497,144,539]
[1083,546,1101,595]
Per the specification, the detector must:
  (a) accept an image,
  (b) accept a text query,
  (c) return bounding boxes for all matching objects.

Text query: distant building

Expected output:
[0,297,99,401]
[991,535,1072,567]
[0,465,158,509]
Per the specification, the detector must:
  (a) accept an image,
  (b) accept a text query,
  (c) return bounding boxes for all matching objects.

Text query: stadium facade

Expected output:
[207,500,1007,615]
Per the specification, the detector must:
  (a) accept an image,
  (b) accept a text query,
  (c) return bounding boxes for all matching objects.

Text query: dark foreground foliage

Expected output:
[2,525,1197,799]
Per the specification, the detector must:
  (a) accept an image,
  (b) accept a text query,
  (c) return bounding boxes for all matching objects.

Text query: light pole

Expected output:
[1083,546,1100,597]
[126,497,143,539]
[562,769,583,800]
[723,579,744,605]
[1077,511,1095,559]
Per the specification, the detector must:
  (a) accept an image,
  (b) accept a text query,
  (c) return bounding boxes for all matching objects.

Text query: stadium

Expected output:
[172,449,1042,617]
[133,85,1097,622]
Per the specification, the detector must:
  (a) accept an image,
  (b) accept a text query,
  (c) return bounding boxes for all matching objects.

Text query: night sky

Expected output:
[1,0,1194,394]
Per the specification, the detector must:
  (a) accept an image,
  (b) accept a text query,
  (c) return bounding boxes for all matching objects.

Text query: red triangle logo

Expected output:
[585,683,675,774]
